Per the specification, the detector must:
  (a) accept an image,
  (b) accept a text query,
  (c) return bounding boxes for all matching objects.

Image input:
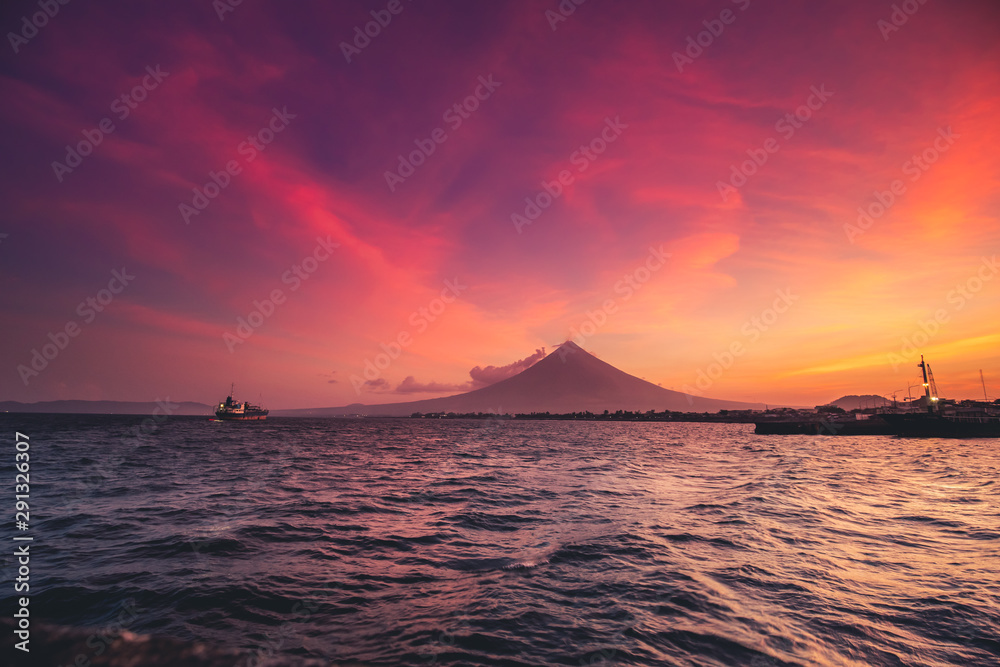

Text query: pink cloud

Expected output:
[469,348,547,387]
[394,376,470,395]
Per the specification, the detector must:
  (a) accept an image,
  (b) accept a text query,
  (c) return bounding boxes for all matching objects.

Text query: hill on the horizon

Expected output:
[0,399,212,415]
[826,394,891,410]
[277,341,764,416]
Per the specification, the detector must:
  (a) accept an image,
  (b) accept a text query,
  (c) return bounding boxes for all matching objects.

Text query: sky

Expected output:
[1,0,998,410]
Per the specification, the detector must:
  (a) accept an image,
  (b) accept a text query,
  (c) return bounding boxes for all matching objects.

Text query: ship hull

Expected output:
[756,413,1000,437]
[879,413,1000,438]
[754,416,894,435]
[214,412,268,421]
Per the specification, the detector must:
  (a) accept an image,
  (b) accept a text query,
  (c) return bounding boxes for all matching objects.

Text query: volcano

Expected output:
[276,342,763,416]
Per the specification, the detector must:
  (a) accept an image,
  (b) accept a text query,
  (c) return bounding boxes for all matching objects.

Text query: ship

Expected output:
[214,384,269,421]
[876,356,1000,437]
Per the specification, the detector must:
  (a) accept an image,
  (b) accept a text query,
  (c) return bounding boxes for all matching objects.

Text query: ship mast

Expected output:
[982,370,990,401]
[919,355,930,400]
[918,355,938,412]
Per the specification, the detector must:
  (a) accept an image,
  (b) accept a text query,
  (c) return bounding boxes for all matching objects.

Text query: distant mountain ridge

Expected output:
[276,341,764,416]
[0,400,212,415]
[826,394,891,410]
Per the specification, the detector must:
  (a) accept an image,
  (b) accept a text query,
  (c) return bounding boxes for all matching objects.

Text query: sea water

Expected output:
[1,414,998,665]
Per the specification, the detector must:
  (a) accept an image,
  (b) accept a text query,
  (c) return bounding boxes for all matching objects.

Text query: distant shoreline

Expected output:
[408,410,762,423]
[0,408,766,423]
